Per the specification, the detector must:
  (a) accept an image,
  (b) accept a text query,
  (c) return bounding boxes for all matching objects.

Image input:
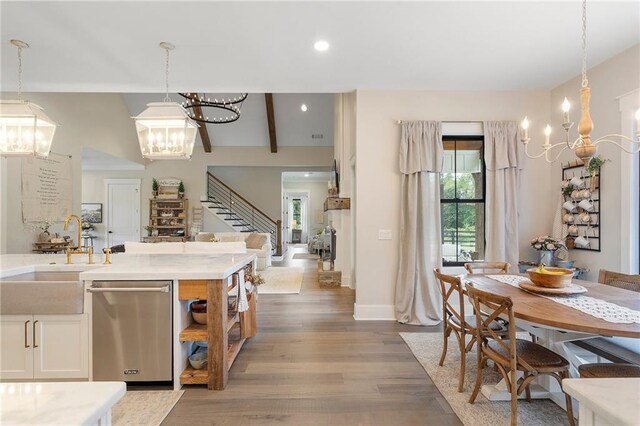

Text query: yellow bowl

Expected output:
[526,268,573,288]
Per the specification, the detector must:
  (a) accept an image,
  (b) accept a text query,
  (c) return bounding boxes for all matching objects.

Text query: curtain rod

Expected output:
[396,120,482,124]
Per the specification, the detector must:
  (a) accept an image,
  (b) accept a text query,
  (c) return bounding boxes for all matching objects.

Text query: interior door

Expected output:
[0,315,34,379]
[105,179,140,246]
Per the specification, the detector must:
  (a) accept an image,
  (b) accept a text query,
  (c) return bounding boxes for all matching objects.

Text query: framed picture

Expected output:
[81,203,102,223]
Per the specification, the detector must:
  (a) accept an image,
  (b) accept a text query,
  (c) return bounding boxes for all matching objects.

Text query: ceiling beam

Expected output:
[191,93,212,153]
[265,93,277,153]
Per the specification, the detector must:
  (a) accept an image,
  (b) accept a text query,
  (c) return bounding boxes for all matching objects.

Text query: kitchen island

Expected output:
[0,252,257,391]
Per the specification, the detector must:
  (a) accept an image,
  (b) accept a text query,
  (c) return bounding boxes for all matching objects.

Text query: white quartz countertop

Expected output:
[563,378,640,426]
[0,253,256,280]
[0,381,126,425]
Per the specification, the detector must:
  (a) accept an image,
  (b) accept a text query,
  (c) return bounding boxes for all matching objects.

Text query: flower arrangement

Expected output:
[530,235,562,252]
[144,225,154,236]
[81,221,94,231]
[245,273,266,286]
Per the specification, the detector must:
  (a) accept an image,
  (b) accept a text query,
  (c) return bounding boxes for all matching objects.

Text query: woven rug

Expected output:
[112,390,183,426]
[400,332,571,426]
[292,253,320,260]
[258,266,304,294]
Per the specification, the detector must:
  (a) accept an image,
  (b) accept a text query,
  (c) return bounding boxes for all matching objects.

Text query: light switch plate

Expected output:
[378,229,392,240]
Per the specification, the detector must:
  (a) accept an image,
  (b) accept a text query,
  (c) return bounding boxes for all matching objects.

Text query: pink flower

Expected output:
[538,237,545,243]
[546,243,556,251]
[534,243,542,250]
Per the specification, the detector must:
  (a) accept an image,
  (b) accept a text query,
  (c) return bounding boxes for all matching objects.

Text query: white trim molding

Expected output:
[353,303,395,321]
[618,88,640,274]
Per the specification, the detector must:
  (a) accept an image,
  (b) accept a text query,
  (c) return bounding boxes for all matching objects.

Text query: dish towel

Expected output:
[237,269,249,312]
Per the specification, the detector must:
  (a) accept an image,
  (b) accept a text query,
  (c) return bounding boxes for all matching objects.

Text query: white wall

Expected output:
[353,90,552,320]
[549,44,640,279]
[0,92,143,254]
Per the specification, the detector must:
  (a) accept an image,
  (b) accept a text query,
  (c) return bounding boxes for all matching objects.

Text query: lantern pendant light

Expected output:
[0,40,58,158]
[133,42,198,160]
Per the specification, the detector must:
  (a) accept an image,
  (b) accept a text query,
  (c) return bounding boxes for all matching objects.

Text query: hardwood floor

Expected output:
[163,246,461,425]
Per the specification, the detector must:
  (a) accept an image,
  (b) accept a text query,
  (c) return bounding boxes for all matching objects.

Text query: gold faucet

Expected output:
[63,214,93,264]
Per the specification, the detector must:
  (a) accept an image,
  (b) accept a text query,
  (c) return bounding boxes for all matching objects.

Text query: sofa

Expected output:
[196,232,272,270]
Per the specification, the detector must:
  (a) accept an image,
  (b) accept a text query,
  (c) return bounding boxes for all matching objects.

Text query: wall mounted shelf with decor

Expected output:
[324,197,351,212]
[561,160,601,252]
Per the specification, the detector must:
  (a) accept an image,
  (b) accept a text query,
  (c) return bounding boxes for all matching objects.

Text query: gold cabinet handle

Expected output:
[24,320,30,348]
[33,320,39,348]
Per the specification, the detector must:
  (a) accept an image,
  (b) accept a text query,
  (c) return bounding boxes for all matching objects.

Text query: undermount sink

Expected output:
[0,271,84,315]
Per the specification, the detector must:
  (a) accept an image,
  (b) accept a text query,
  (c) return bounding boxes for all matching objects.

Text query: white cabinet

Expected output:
[0,315,33,379]
[0,314,88,380]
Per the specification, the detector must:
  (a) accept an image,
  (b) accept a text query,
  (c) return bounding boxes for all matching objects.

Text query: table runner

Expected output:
[484,275,640,324]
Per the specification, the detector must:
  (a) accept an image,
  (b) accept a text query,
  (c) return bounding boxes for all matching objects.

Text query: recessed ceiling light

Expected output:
[300,104,308,112]
[304,173,311,177]
[313,40,330,52]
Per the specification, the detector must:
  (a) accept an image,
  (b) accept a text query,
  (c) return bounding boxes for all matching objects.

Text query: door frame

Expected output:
[283,190,310,244]
[104,179,141,247]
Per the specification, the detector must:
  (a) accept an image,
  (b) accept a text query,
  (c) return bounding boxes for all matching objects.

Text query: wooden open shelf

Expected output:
[180,365,208,385]
[179,323,207,342]
[227,338,245,369]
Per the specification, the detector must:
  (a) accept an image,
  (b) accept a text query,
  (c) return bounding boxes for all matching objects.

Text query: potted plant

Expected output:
[586,155,608,191]
[144,225,154,237]
[530,235,562,266]
[152,178,159,198]
[178,181,185,198]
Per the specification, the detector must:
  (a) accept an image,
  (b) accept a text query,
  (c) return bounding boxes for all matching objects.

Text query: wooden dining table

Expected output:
[465,274,640,408]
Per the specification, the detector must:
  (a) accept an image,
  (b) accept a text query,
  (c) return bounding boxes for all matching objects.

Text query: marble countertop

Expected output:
[0,381,126,425]
[563,378,640,425]
[0,252,256,280]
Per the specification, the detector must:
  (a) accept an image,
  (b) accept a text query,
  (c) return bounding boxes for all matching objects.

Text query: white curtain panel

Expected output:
[483,121,523,270]
[395,121,443,325]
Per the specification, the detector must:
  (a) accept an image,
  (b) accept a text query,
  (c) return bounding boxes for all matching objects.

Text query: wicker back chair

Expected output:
[464,262,510,275]
[598,269,640,293]
[466,283,575,426]
[433,268,507,392]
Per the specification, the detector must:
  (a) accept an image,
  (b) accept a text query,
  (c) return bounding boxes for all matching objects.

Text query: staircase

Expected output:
[204,172,283,255]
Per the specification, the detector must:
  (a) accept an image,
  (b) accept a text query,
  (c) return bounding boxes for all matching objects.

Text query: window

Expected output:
[440,137,485,265]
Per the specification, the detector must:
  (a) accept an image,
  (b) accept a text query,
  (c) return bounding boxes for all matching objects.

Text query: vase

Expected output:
[537,250,555,267]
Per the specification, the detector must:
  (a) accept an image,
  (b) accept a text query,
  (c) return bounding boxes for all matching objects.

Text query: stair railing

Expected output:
[206,172,283,256]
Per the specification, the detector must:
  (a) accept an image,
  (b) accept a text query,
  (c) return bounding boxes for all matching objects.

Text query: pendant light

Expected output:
[0,40,58,158]
[133,42,198,160]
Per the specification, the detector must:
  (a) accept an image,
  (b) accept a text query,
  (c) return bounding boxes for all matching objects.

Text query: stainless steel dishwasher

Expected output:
[90,280,172,382]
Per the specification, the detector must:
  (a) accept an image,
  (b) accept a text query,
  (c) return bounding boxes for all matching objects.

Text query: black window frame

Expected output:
[440,135,487,267]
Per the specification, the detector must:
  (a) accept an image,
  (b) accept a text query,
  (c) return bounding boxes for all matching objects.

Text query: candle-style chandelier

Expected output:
[521,0,640,165]
[178,92,248,124]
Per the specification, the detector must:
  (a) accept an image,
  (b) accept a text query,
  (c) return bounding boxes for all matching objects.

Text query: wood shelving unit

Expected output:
[177,263,256,390]
[149,198,189,242]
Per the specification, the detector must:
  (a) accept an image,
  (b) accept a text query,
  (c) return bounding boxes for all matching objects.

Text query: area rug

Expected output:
[112,390,184,426]
[292,253,320,260]
[400,332,571,426]
[258,266,304,294]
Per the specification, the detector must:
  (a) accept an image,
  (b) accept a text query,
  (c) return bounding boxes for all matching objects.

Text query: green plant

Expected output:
[178,181,185,193]
[152,178,159,192]
[586,156,608,175]
[144,225,154,236]
[562,183,575,197]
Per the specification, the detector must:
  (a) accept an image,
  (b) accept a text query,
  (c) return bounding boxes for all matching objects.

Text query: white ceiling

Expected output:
[1,1,638,93]
[123,93,334,147]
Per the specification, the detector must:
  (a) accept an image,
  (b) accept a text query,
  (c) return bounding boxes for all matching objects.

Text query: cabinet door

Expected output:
[0,315,34,379]
[33,314,88,379]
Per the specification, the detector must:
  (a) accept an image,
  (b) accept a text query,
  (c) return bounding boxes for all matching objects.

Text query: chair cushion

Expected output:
[246,233,268,249]
[487,339,569,369]
[184,242,246,254]
[578,363,640,378]
[195,232,217,242]
[451,314,507,332]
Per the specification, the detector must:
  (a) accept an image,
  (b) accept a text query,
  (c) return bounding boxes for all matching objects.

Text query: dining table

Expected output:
[465,274,640,410]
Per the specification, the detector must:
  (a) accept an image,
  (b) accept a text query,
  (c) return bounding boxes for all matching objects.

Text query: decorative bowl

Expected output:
[527,267,574,288]
[192,311,207,325]
[188,351,207,370]
[191,300,207,312]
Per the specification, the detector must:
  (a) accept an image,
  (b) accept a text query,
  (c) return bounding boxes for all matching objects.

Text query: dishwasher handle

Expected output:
[88,285,170,293]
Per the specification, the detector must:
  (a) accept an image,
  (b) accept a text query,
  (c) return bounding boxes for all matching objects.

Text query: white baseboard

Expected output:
[353,303,395,321]
[341,274,351,288]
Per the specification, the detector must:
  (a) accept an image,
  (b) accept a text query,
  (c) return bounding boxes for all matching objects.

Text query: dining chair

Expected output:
[433,268,508,392]
[578,363,640,378]
[598,269,640,293]
[464,262,510,275]
[466,282,576,426]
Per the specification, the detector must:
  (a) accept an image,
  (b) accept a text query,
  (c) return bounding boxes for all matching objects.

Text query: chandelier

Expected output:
[178,92,248,124]
[133,42,199,160]
[0,40,58,158]
[521,0,640,165]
